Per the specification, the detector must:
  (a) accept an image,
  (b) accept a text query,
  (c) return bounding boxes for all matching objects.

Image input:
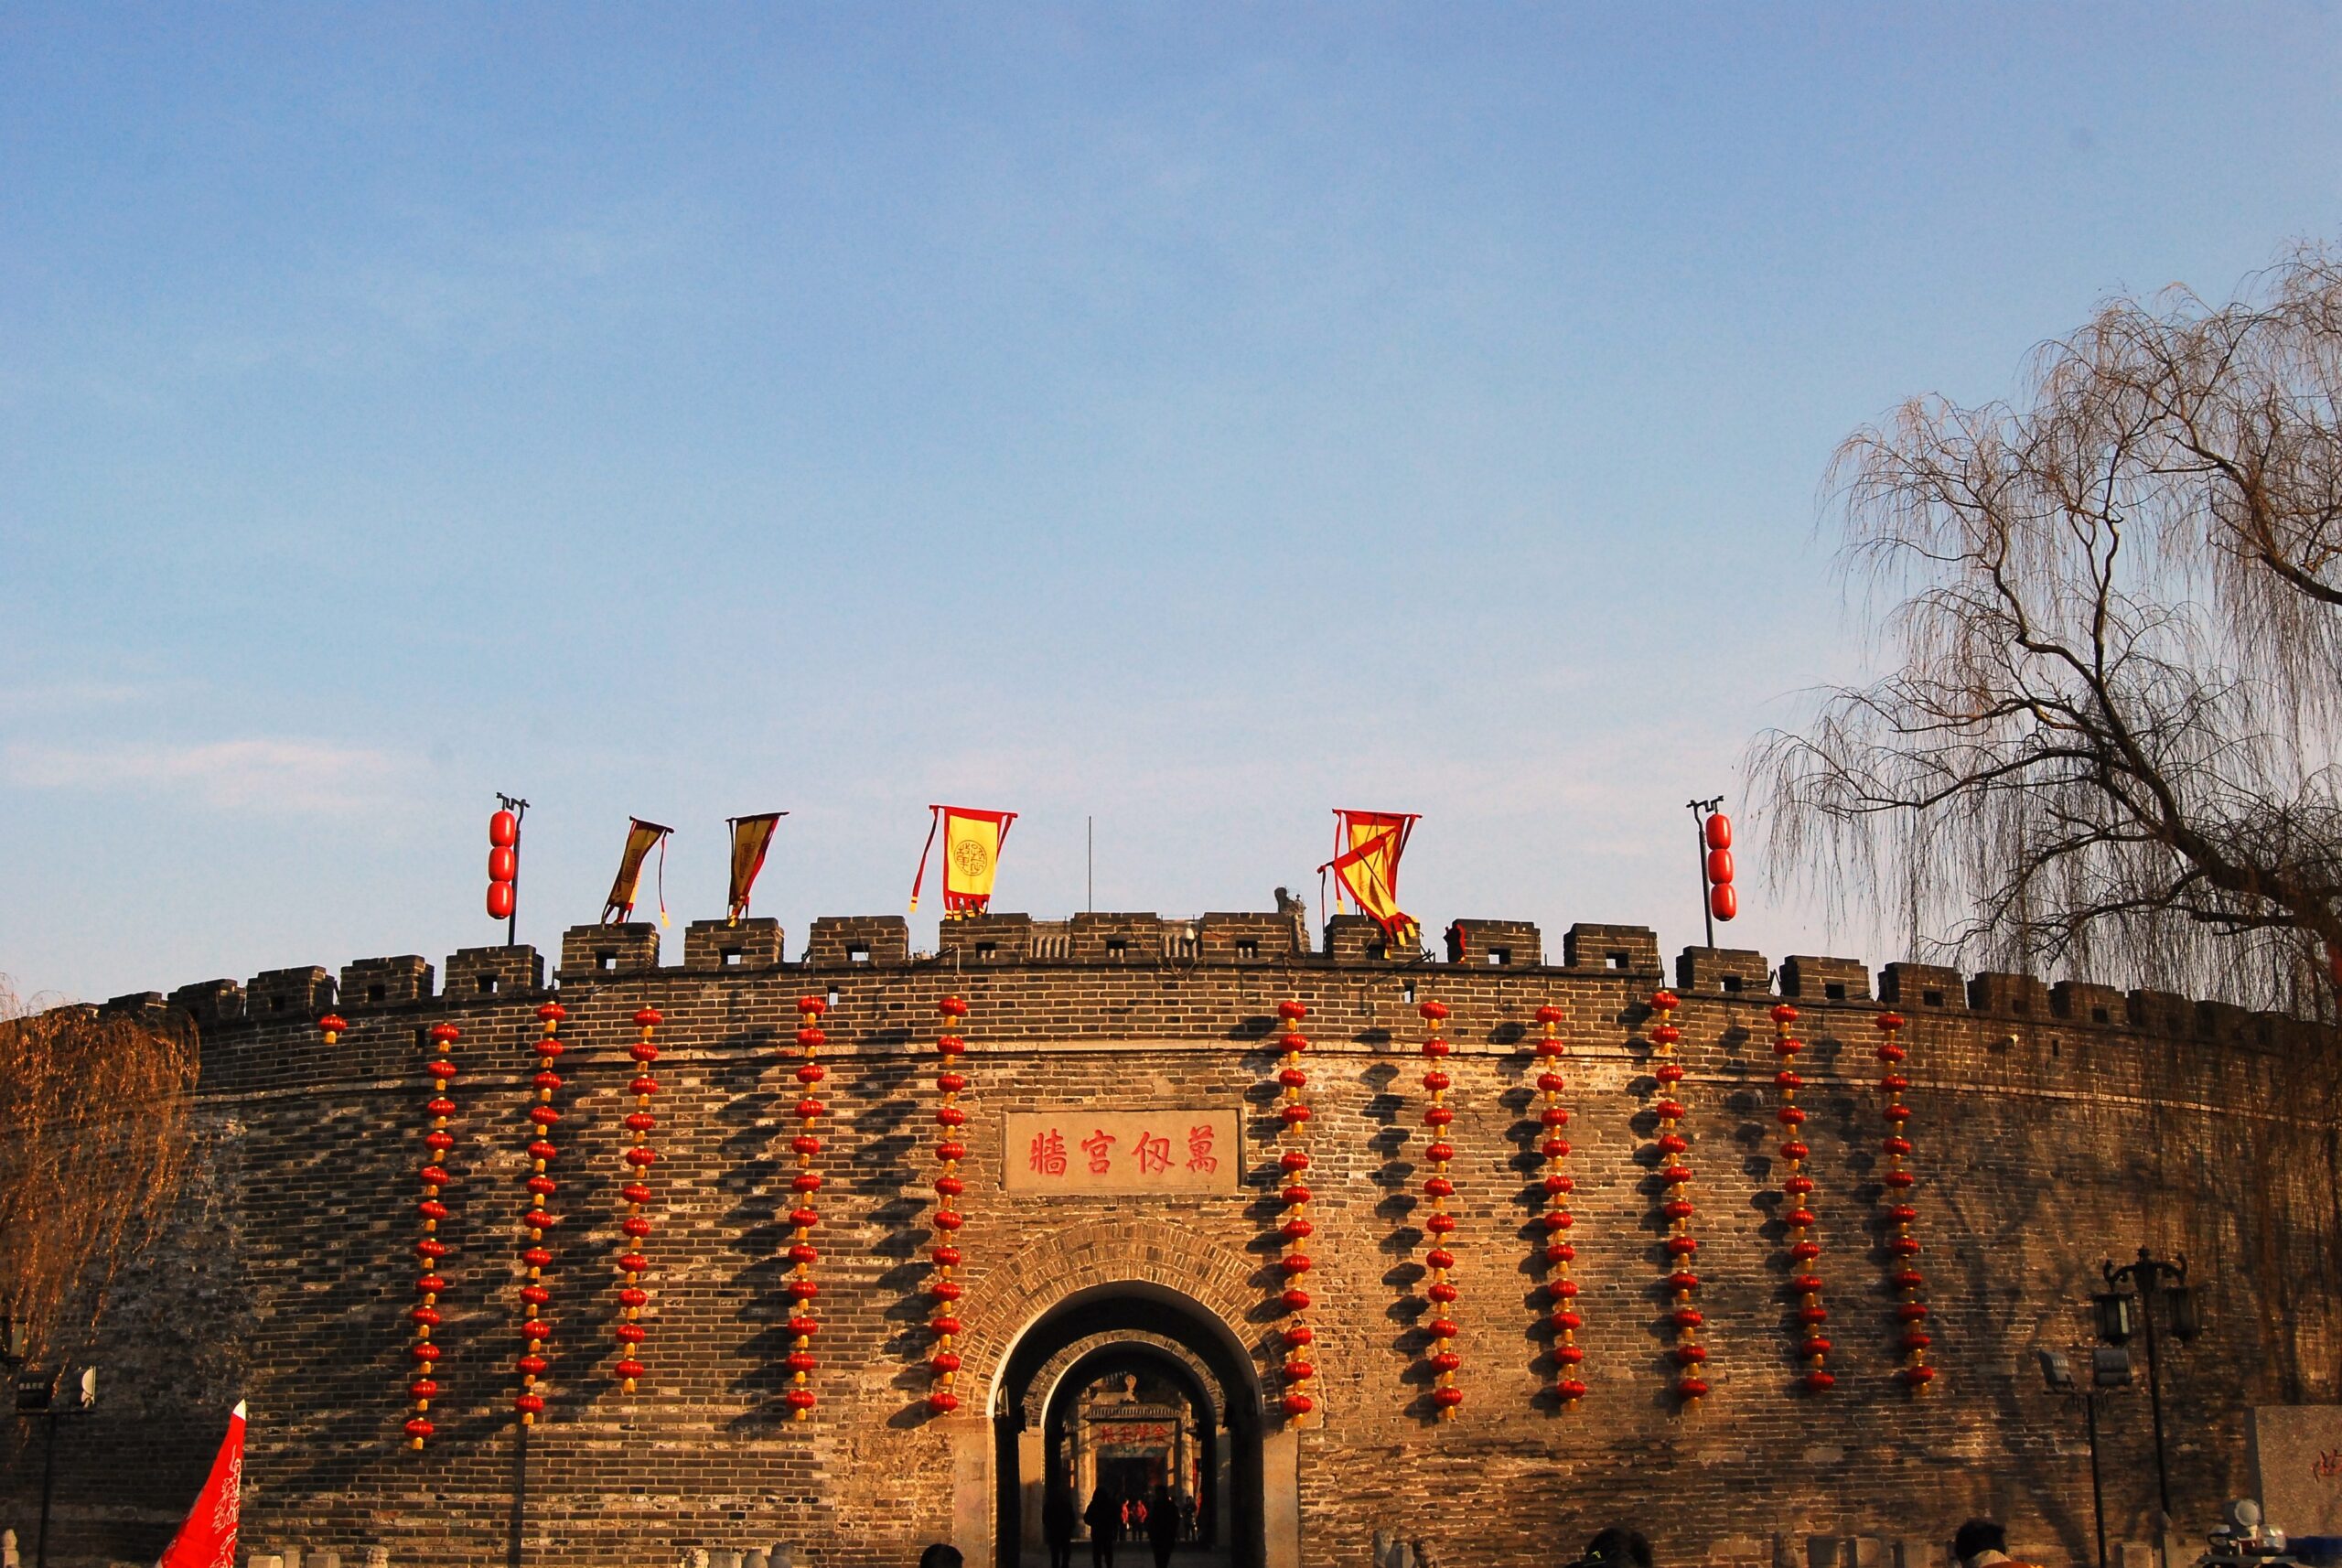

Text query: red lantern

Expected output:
[929,997,972,1418]
[1875,1010,1933,1392]
[403,1018,460,1448]
[784,995,829,1421]
[1417,999,1464,1421]
[514,1001,567,1425]
[486,808,519,926]
[1267,1001,1316,1425]
[1646,990,1707,1402]
[1703,811,1737,922]
[1534,1003,1584,1405]
[1770,1004,1831,1394]
[611,1007,661,1394]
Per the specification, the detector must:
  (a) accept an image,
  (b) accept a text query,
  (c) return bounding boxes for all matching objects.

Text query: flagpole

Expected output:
[1087,816,1093,913]
[35,1410,55,1568]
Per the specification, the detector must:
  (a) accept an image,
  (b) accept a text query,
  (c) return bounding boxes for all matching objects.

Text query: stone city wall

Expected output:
[4,909,2332,1568]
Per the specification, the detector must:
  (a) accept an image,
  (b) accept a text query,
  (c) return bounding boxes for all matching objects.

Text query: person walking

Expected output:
[1084,1484,1123,1568]
[1954,1520,2043,1568]
[1145,1483,1181,1568]
[1043,1481,1080,1568]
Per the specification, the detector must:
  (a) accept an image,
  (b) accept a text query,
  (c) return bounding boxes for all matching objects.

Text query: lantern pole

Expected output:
[1687,798,1724,950]
[498,794,529,948]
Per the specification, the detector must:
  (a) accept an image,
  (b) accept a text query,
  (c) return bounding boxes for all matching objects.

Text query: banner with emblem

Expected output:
[602,818,672,925]
[1319,809,1421,945]
[909,804,1017,916]
[727,812,788,921]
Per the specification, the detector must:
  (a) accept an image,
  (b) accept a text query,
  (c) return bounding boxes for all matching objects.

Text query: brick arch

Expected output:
[962,1216,1267,1413]
[1020,1328,1227,1427]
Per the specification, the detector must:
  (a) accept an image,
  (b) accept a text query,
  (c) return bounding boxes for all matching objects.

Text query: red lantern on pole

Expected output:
[785,995,828,1420]
[404,1020,460,1448]
[487,799,524,934]
[1534,1004,1586,1404]
[1270,1000,1316,1421]
[1689,799,1737,942]
[610,1007,661,1393]
[928,996,972,1416]
[515,1003,566,1424]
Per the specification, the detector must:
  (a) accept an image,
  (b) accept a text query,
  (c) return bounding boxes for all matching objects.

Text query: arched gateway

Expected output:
[965,1223,1297,1568]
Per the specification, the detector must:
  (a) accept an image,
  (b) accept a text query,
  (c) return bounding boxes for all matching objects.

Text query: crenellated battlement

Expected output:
[141,908,2313,1056]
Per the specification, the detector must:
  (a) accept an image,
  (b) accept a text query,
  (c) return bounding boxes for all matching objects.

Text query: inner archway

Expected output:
[992,1283,1265,1568]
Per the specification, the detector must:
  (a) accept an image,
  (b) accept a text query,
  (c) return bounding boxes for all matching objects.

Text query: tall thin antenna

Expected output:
[1087,816,1094,913]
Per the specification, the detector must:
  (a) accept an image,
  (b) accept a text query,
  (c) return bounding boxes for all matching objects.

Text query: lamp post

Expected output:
[2041,1346,2134,1568]
[16,1364,96,1568]
[2096,1248,2199,1530]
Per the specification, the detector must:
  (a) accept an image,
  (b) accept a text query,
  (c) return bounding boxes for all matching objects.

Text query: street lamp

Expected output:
[15,1362,96,1568]
[2100,1248,2198,1530]
[2041,1345,2134,1568]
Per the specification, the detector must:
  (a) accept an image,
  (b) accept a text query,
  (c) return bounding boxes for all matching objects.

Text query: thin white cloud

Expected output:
[0,680,165,717]
[2,738,403,813]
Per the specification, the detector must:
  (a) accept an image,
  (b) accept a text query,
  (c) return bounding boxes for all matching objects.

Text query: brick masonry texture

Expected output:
[8,914,2335,1568]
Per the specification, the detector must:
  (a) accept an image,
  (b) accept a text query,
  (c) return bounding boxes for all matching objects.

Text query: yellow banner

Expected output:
[728,813,786,920]
[602,819,671,925]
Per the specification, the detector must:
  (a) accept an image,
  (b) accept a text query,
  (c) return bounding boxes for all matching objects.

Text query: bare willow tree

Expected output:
[1750,245,2342,1014]
[0,979,198,1361]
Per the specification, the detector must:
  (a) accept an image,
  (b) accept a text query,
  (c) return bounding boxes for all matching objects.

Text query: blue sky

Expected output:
[5,5,2339,1002]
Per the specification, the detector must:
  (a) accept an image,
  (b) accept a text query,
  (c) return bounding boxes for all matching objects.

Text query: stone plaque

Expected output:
[2250,1405,2342,1534]
[1004,1109,1240,1194]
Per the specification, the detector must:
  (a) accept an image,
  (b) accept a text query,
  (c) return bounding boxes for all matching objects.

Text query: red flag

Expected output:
[156,1401,245,1568]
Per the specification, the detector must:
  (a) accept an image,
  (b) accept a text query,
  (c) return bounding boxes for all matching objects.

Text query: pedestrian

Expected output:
[1953,1520,2042,1568]
[1085,1484,1123,1568]
[918,1547,963,1568]
[1574,1528,1653,1568]
[1127,1494,1146,1533]
[1176,1494,1196,1543]
[1043,1481,1080,1568]
[1146,1483,1181,1568]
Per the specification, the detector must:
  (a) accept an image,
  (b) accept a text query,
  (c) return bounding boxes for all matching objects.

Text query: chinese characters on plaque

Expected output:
[1003,1110,1241,1195]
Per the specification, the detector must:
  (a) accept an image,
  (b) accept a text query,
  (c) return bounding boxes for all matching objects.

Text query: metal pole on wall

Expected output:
[35,1410,55,1568]
[1088,816,1094,914]
[2085,1385,2110,1568]
[1687,798,1722,950]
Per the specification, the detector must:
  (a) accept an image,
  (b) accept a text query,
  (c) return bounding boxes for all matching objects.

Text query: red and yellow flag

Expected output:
[910,804,1017,916]
[1319,809,1421,944]
[728,812,788,921]
[603,819,673,926]
[156,1400,245,1568]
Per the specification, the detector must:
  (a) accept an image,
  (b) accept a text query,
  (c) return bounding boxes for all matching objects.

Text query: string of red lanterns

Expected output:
[1875,1009,1934,1390]
[405,1018,459,1449]
[926,995,972,1416]
[613,1007,661,1393]
[784,995,829,1420]
[1647,990,1709,1402]
[1533,1004,1585,1405]
[1272,1000,1317,1421]
[1417,999,1463,1421]
[513,1003,567,1426]
[1771,1003,1833,1393]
